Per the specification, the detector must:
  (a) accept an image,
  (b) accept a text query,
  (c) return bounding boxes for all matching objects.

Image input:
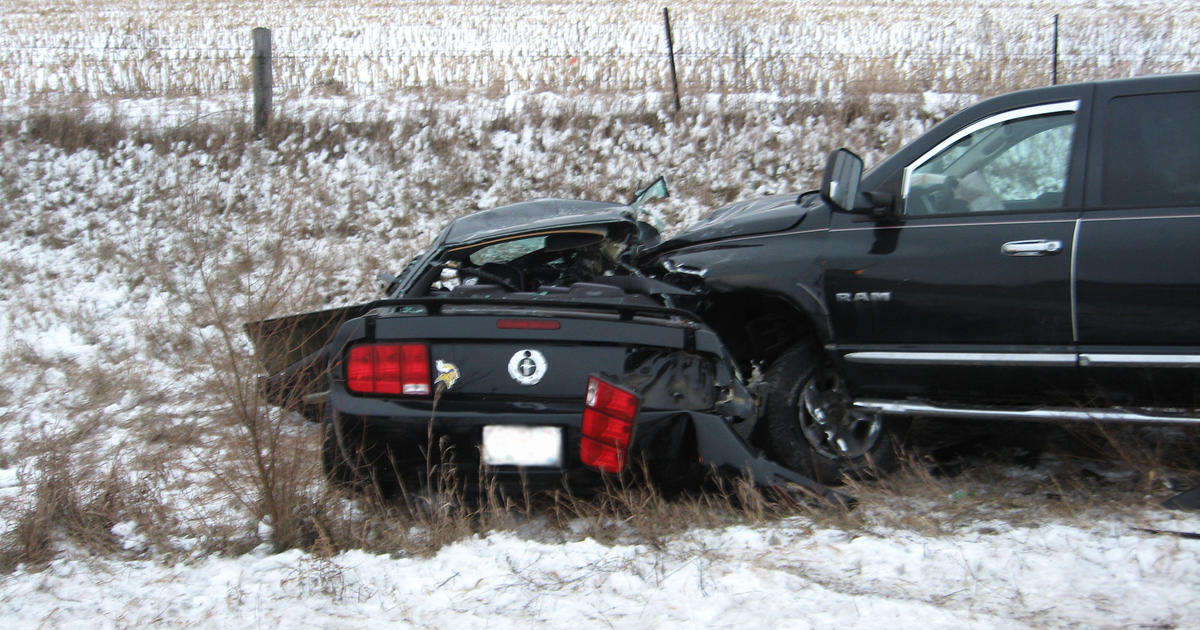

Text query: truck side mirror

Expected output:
[820,148,895,219]
[820,148,863,213]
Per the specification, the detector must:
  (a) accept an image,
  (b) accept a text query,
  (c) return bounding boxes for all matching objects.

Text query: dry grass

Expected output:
[0,447,175,570]
[791,419,1200,537]
[6,404,1192,570]
[3,0,1197,100]
[548,475,785,548]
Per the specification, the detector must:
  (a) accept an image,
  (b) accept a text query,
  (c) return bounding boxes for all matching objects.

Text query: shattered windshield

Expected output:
[468,236,546,265]
[427,228,626,294]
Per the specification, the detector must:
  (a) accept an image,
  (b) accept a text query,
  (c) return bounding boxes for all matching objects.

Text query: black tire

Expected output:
[761,344,904,484]
[321,409,395,493]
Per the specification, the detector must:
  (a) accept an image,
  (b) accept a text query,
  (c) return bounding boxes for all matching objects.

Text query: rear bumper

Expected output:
[330,389,846,505]
[333,391,709,493]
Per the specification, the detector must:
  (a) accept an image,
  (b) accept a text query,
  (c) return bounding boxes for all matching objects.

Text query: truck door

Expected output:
[1076,80,1200,406]
[825,101,1085,403]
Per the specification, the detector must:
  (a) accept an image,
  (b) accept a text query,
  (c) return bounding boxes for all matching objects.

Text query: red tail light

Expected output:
[346,343,431,396]
[580,376,640,474]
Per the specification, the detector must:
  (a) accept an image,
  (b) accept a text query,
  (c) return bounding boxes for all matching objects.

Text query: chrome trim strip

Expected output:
[1082,213,1200,223]
[901,101,1081,203]
[854,400,1200,425]
[1080,354,1200,368]
[843,351,1076,366]
[1070,217,1081,344]
[830,217,1077,234]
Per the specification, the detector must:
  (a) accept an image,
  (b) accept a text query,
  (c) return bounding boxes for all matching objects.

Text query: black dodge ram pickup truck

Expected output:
[651,72,1200,481]
[252,73,1199,492]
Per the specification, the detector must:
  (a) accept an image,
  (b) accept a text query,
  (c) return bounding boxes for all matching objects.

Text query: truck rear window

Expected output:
[1103,90,1200,208]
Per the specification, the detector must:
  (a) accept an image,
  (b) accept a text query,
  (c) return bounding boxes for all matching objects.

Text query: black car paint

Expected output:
[318,296,843,501]
[651,73,1200,413]
[648,193,811,248]
[249,193,847,500]
[254,73,1199,499]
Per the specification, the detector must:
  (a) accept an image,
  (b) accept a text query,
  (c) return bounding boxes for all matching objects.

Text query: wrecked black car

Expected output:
[253,74,1200,506]
[248,181,845,502]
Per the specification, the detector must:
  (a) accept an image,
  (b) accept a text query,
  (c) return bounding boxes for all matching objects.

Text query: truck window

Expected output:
[905,107,1076,215]
[1103,90,1200,208]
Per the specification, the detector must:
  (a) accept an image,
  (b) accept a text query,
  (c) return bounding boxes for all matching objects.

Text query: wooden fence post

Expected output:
[663,8,681,112]
[253,27,273,135]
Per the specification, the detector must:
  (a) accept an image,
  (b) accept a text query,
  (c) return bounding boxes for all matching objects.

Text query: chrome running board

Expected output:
[853,400,1200,425]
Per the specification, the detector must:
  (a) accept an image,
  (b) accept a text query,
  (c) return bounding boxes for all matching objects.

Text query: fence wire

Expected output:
[2,42,1198,100]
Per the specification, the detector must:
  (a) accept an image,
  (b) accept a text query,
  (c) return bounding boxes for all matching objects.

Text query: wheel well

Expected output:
[697,291,818,371]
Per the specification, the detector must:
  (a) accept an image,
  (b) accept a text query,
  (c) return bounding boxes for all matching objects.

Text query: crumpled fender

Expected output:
[690,412,856,508]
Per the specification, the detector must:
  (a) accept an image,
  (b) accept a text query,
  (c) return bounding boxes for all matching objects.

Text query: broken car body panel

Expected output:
[248,192,846,503]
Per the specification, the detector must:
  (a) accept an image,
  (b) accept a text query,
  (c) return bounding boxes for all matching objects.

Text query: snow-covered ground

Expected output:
[4,515,1200,628]
[1,1,1199,627]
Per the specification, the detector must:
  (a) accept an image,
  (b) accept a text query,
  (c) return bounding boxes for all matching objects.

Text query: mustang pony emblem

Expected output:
[435,360,461,391]
[507,349,548,386]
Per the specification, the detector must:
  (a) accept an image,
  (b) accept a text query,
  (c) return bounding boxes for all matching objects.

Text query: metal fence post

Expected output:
[1052,14,1059,86]
[663,8,681,112]
[253,27,273,135]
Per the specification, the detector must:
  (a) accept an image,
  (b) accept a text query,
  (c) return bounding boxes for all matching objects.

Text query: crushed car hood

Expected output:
[440,199,635,246]
[248,198,653,373]
[648,193,812,253]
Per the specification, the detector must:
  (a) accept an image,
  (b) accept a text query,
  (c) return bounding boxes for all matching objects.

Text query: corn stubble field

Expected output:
[1,0,1200,625]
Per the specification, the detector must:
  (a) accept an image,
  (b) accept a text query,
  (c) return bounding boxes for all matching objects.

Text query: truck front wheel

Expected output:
[762,344,903,483]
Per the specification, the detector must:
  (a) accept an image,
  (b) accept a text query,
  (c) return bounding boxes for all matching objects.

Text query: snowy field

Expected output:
[1,0,1200,627]
[4,517,1200,628]
[4,0,1200,99]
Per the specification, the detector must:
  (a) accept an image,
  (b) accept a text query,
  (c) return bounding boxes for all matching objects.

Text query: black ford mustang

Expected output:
[248,181,845,503]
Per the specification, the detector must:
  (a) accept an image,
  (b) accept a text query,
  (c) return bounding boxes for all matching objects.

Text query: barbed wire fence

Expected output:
[2,12,1198,124]
[4,47,1194,98]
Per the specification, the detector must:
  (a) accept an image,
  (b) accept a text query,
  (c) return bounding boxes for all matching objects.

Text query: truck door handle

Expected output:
[1001,239,1063,256]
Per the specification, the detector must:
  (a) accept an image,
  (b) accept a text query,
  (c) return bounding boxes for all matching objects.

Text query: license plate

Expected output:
[482,425,562,467]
